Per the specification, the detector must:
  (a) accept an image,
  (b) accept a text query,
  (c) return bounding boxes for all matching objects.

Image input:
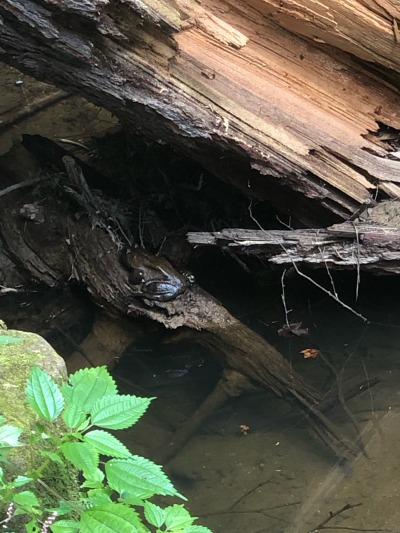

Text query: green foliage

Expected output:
[0,366,213,533]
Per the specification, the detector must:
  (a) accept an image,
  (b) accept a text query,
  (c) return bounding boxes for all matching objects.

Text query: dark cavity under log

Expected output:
[0,157,358,461]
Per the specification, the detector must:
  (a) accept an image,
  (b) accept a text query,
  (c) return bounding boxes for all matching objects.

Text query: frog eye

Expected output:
[129,269,144,285]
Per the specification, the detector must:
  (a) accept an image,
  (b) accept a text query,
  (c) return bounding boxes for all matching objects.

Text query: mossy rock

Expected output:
[0,323,79,528]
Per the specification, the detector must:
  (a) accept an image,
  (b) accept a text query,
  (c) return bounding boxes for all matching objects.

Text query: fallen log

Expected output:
[0,158,357,460]
[188,199,400,274]
[1,0,400,225]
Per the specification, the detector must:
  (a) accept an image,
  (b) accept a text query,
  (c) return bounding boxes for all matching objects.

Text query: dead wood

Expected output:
[1,0,400,225]
[0,159,357,460]
[187,199,400,274]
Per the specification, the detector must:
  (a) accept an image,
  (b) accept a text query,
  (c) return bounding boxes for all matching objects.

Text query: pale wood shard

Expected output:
[0,0,400,224]
[188,199,400,273]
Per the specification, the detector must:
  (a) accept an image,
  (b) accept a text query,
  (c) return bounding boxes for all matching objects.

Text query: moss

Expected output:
[0,323,79,525]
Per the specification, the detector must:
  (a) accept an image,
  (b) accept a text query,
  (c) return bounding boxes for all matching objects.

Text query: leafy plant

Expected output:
[0,365,213,533]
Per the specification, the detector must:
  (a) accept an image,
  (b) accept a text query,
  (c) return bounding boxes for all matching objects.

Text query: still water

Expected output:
[114,270,400,533]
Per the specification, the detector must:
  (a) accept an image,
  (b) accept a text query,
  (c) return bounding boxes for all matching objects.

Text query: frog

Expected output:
[122,249,189,302]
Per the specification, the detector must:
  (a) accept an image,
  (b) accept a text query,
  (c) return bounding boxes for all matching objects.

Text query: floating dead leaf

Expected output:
[278,322,309,338]
[239,424,250,435]
[300,348,320,359]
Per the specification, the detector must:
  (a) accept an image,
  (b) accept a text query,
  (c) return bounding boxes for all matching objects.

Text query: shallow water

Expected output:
[114,272,400,533]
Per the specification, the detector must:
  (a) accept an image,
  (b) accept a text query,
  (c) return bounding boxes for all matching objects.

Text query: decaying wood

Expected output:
[0,160,357,460]
[188,199,400,273]
[1,0,400,224]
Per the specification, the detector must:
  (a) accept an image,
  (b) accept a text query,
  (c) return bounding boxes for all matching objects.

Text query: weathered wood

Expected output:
[1,0,400,224]
[0,160,356,459]
[188,199,400,273]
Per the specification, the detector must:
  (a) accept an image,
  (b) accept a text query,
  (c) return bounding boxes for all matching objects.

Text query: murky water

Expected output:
[114,272,400,533]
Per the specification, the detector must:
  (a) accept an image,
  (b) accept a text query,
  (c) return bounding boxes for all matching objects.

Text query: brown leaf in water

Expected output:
[300,348,320,359]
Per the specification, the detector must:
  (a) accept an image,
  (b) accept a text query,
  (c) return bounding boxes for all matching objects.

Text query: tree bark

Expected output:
[1,0,400,224]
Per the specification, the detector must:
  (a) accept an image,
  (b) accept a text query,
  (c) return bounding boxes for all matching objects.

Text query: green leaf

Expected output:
[144,501,165,528]
[83,430,132,458]
[0,335,23,345]
[183,526,213,533]
[164,505,194,530]
[91,395,152,430]
[26,518,41,532]
[26,366,64,421]
[80,503,146,533]
[0,415,5,424]
[40,450,64,466]
[86,488,113,506]
[0,423,23,447]
[51,519,80,533]
[47,500,77,516]
[63,367,118,414]
[62,401,88,430]
[10,475,33,488]
[12,490,40,508]
[105,456,181,500]
[61,442,98,475]
[81,467,104,488]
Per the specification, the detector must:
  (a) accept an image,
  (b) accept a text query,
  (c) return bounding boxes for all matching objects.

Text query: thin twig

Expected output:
[308,502,361,532]
[354,224,361,301]
[281,269,291,327]
[0,92,70,133]
[319,353,366,456]
[291,262,368,322]
[248,201,368,323]
[0,176,51,198]
[229,477,272,511]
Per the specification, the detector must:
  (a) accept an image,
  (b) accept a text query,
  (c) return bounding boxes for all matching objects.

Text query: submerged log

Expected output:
[0,158,356,460]
[1,0,400,225]
[188,199,400,274]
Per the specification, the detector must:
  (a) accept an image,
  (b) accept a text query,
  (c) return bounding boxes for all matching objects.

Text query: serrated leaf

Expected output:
[144,501,165,528]
[0,335,23,345]
[63,367,118,414]
[80,503,145,533]
[62,401,88,430]
[61,442,98,475]
[26,366,64,421]
[105,456,180,500]
[164,505,193,530]
[91,395,152,430]
[51,519,80,533]
[83,430,132,458]
[0,424,23,447]
[183,526,213,533]
[12,490,40,508]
